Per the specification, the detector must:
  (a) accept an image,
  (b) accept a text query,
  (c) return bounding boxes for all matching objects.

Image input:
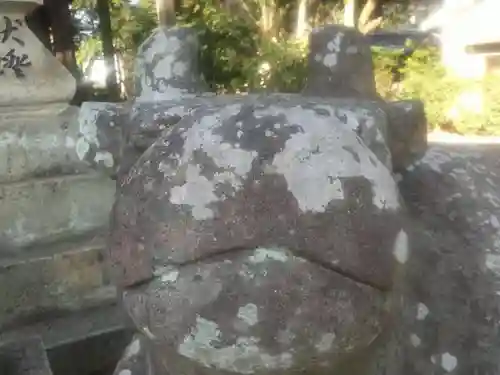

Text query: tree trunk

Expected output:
[344,0,358,28]
[156,0,176,26]
[96,0,120,100]
[294,0,308,39]
[45,0,80,79]
[26,4,52,51]
[358,0,383,34]
[344,0,383,34]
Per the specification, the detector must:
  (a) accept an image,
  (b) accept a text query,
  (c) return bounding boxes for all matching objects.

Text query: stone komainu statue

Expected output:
[80,25,429,375]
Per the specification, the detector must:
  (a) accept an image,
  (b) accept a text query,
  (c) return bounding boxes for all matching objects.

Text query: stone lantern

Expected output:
[0,0,120,372]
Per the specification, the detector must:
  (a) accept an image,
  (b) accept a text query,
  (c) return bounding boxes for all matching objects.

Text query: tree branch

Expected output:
[359,15,383,34]
[358,0,378,29]
[234,0,259,25]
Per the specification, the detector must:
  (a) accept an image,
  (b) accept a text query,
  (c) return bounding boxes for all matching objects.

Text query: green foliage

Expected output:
[179,0,261,93]
[374,47,456,128]
[73,0,158,96]
[372,47,400,99]
[110,0,156,52]
[202,19,500,136]
[393,47,461,130]
[256,37,308,93]
[178,0,308,94]
[111,0,157,95]
[475,75,500,135]
[373,47,500,135]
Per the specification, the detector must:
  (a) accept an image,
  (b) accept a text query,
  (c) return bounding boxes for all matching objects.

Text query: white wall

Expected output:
[421,0,500,78]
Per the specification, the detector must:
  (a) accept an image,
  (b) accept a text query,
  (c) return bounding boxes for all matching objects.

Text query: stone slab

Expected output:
[0,173,115,247]
[0,234,116,330]
[0,302,128,350]
[0,106,90,184]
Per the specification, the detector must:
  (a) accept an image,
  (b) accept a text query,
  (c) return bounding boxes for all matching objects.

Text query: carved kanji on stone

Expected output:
[0,15,24,45]
[0,48,31,77]
[0,0,76,110]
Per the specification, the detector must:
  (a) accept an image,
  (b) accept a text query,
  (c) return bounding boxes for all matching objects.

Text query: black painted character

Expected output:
[0,16,24,46]
[0,48,32,78]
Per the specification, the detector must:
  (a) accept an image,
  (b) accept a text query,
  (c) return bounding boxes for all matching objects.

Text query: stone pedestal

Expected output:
[0,0,123,367]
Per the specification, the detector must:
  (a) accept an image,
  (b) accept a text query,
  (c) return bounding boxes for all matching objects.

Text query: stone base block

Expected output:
[0,106,89,184]
[0,173,115,247]
[0,233,116,330]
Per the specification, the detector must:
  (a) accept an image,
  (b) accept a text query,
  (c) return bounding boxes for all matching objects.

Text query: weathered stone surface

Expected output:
[0,234,116,330]
[77,101,128,177]
[122,246,388,375]
[0,302,127,349]
[0,106,91,183]
[110,98,404,288]
[107,95,412,374]
[0,0,75,113]
[118,94,393,181]
[0,336,53,375]
[134,26,206,103]
[0,173,114,246]
[300,25,428,173]
[85,23,433,375]
[303,25,378,99]
[392,142,500,375]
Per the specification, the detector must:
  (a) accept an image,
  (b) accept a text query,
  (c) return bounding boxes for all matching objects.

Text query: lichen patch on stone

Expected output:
[166,105,263,219]
[485,253,500,277]
[315,332,336,353]
[169,164,219,220]
[178,316,293,374]
[409,333,421,347]
[417,302,429,320]
[261,105,399,212]
[323,32,343,68]
[161,270,180,283]
[124,338,141,359]
[393,229,409,264]
[441,352,458,372]
[247,248,289,264]
[237,303,259,326]
[94,151,114,168]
